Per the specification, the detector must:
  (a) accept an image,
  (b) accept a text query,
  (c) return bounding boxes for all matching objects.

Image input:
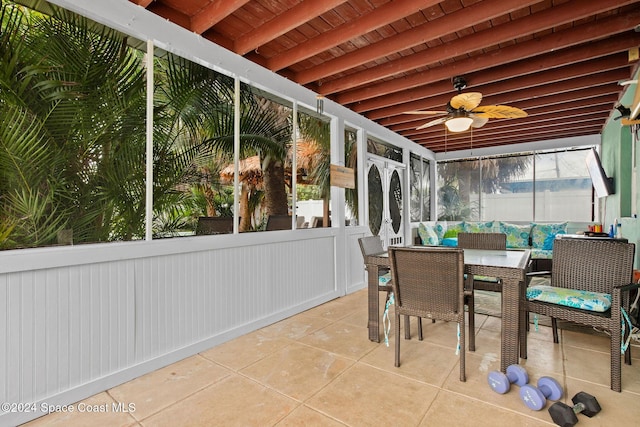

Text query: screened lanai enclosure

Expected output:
[0,1,609,425]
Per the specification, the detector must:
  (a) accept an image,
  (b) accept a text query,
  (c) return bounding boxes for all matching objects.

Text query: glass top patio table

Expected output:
[364,247,530,373]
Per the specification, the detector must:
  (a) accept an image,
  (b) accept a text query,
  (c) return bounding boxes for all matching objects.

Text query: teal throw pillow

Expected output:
[499,222,530,248]
[434,221,447,241]
[441,237,458,247]
[418,223,439,245]
[530,222,567,250]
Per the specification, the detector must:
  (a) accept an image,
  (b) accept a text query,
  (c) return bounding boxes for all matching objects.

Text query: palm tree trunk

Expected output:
[263,157,289,216]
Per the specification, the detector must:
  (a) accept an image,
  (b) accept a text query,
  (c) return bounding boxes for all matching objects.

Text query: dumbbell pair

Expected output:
[488,364,563,410]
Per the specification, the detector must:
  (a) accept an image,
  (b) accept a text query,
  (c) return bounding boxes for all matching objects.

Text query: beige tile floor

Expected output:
[24,289,640,427]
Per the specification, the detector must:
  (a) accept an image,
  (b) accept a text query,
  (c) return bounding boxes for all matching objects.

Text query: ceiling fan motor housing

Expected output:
[452,76,467,92]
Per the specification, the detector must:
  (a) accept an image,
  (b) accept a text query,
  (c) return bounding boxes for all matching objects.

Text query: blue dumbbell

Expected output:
[487,364,529,394]
[519,376,563,411]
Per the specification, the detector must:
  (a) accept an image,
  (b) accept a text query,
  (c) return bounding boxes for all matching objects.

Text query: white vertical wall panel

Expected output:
[1,234,340,425]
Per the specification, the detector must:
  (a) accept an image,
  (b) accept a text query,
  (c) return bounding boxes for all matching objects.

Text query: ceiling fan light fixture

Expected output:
[445,111,473,132]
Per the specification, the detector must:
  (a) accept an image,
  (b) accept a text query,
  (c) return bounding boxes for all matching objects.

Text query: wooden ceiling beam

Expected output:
[266,0,441,72]
[409,111,611,143]
[294,0,536,84]
[130,0,154,7]
[233,0,347,55]
[365,55,630,120]
[318,0,637,95]
[423,127,603,152]
[404,107,613,140]
[393,88,619,134]
[191,0,251,35]
[377,72,627,128]
[419,121,605,152]
[354,36,634,115]
[397,95,618,135]
[143,2,191,28]
[334,9,640,103]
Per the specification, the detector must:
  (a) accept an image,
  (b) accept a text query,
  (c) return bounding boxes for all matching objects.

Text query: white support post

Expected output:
[145,39,154,241]
[233,77,240,233]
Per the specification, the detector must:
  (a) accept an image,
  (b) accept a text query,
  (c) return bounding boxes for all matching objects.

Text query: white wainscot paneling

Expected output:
[1,234,337,425]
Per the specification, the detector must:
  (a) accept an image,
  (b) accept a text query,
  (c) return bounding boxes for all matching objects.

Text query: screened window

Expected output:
[437,148,596,222]
[410,154,431,221]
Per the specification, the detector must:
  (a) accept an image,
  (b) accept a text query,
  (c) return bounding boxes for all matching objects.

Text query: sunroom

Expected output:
[2,1,639,425]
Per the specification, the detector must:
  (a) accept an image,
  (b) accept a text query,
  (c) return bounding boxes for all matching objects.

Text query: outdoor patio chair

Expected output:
[358,236,417,340]
[195,217,235,235]
[265,214,292,230]
[457,232,507,293]
[519,237,637,392]
[388,246,473,381]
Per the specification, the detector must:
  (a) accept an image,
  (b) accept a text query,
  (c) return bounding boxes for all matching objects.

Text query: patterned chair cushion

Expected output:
[418,223,439,245]
[464,220,495,233]
[379,272,392,287]
[499,222,531,248]
[526,285,611,312]
[530,222,567,250]
[530,248,553,259]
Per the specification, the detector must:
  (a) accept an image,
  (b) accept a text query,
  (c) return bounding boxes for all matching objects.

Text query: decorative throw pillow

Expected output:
[434,221,447,241]
[441,237,459,247]
[418,223,439,245]
[526,285,611,312]
[464,221,495,233]
[444,222,465,238]
[499,222,530,248]
[530,222,567,250]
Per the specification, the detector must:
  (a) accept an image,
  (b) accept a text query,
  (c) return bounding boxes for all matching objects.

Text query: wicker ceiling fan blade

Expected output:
[471,105,527,119]
[450,92,482,110]
[403,110,447,115]
[471,116,489,128]
[416,117,448,130]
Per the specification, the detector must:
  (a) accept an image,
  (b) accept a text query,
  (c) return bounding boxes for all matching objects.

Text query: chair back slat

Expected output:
[458,232,506,250]
[551,238,634,293]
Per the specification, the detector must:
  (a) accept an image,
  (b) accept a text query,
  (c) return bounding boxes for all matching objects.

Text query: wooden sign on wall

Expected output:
[330,164,355,189]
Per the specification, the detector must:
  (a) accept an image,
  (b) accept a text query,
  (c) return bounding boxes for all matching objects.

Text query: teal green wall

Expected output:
[601,75,639,267]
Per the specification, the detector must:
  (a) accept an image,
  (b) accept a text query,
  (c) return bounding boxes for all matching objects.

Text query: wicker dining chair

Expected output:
[358,236,418,340]
[457,232,507,293]
[388,246,473,381]
[265,214,292,230]
[195,217,235,235]
[519,237,636,392]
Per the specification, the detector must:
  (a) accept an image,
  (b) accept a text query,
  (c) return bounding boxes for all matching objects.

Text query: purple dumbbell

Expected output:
[519,376,563,411]
[487,364,529,394]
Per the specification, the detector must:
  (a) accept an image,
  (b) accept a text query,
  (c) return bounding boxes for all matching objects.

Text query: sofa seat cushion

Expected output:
[531,222,567,250]
[526,285,611,312]
[499,222,531,248]
[531,248,553,259]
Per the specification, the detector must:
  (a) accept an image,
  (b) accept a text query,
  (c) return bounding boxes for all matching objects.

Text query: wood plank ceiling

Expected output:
[130,0,640,153]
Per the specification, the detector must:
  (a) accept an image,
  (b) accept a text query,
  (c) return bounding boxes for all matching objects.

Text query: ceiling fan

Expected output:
[404,76,527,132]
